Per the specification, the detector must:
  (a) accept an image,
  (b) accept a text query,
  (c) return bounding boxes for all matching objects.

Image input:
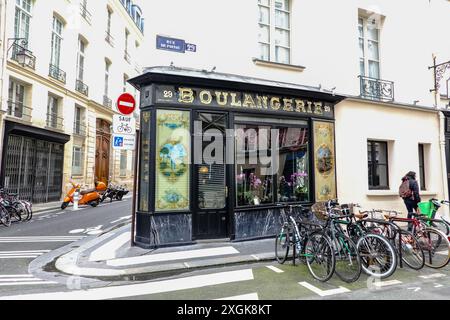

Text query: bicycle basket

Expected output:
[311,202,328,221]
[418,201,433,219]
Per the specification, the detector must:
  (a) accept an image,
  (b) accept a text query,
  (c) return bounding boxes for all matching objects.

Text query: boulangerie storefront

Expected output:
[129,67,344,248]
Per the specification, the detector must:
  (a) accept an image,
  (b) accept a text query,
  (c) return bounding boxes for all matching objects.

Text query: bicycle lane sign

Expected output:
[113,115,136,134]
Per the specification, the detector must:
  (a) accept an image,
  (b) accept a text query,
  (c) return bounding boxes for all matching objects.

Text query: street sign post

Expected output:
[117,93,136,115]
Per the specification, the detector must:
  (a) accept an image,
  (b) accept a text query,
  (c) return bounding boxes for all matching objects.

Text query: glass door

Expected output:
[193,112,229,239]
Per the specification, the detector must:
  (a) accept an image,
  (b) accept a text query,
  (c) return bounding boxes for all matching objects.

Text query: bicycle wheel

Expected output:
[416,228,450,269]
[305,231,335,282]
[275,227,290,264]
[430,220,450,236]
[357,234,397,279]
[333,235,362,283]
[397,230,425,270]
[8,206,21,223]
[0,210,11,227]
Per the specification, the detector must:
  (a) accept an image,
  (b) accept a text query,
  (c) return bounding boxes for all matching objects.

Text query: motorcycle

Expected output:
[61,181,107,210]
[115,185,129,201]
[100,184,118,203]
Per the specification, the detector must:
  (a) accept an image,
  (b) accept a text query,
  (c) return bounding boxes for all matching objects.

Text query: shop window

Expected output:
[367,140,389,189]
[277,127,310,202]
[235,117,310,207]
[155,109,190,212]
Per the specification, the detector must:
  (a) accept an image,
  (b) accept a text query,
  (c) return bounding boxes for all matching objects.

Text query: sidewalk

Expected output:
[33,201,62,214]
[52,224,275,278]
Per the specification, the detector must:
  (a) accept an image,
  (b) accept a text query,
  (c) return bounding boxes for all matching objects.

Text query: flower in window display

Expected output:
[244,173,263,205]
[278,176,291,202]
[291,171,309,200]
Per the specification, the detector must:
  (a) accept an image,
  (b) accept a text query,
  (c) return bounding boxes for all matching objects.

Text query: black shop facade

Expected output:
[129,67,344,248]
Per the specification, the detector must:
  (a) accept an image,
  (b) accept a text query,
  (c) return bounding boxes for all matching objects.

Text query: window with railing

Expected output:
[80,0,91,24]
[75,38,88,95]
[73,106,86,136]
[106,8,114,47]
[47,95,64,130]
[7,79,32,122]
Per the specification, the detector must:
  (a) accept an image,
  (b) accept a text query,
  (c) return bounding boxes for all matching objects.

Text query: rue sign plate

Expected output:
[113,134,136,151]
[113,115,136,135]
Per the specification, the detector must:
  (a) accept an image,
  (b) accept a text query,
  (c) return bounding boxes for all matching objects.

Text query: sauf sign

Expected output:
[155,85,334,119]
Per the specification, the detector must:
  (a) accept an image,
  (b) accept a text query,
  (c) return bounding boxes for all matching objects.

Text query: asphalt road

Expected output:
[0,198,449,301]
[0,197,133,295]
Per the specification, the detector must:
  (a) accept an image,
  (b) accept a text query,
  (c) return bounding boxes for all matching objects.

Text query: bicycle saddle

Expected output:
[354,213,368,220]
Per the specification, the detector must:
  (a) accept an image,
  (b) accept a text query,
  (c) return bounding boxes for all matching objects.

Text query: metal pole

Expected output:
[131,130,140,247]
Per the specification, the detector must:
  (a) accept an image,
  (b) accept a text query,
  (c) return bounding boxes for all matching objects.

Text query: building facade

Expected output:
[130,0,450,247]
[0,0,144,204]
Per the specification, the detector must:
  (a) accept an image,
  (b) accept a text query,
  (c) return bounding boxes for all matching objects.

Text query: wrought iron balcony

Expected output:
[49,64,66,84]
[103,95,112,109]
[359,75,394,102]
[73,121,87,136]
[9,42,36,69]
[124,50,131,63]
[75,79,89,96]
[80,3,92,24]
[105,31,115,47]
[46,113,64,130]
[7,101,32,122]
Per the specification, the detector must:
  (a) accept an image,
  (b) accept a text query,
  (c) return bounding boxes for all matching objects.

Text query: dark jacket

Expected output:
[402,176,420,203]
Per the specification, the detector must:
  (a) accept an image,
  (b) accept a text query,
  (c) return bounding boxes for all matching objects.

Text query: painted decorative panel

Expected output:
[155,110,190,211]
[313,121,337,201]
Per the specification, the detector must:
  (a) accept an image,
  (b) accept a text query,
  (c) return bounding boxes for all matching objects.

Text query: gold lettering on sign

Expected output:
[256,96,269,109]
[199,90,213,105]
[270,97,281,110]
[230,93,242,107]
[283,99,294,112]
[314,102,324,115]
[295,100,306,113]
[178,88,194,104]
[243,94,256,108]
[306,101,313,113]
[216,92,229,106]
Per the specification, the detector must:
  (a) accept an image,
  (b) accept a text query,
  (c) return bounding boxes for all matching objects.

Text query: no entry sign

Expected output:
[117,93,136,115]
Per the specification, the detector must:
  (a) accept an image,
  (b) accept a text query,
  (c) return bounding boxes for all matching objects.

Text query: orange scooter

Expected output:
[61,181,107,210]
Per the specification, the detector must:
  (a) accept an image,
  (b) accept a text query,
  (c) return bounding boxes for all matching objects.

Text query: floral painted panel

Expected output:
[155,110,190,211]
[313,121,337,201]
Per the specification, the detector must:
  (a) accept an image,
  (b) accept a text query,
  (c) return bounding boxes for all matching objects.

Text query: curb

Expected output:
[52,226,276,278]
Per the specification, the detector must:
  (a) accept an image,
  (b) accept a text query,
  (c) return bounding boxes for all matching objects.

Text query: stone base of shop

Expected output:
[134,207,304,249]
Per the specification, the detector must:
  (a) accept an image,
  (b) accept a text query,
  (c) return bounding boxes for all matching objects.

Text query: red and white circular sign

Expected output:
[117,93,136,115]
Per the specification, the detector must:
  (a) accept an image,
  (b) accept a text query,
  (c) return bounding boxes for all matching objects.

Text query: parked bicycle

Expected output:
[275,204,336,282]
[0,189,33,227]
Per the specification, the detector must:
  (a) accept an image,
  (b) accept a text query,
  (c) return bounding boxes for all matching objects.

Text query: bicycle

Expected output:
[321,200,362,283]
[367,210,425,270]
[275,204,336,282]
[343,205,398,279]
[385,211,449,269]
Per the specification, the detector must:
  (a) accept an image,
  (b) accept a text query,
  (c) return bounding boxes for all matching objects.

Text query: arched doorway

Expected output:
[95,119,111,184]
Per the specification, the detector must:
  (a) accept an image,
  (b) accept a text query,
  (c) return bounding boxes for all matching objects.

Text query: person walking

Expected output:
[399,171,421,231]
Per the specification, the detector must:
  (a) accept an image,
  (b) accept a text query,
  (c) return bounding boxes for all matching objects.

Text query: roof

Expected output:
[128,66,346,103]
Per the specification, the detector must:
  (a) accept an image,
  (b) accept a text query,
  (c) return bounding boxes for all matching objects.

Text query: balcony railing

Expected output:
[75,79,89,96]
[124,50,131,63]
[73,121,87,136]
[103,95,112,109]
[359,75,395,102]
[7,101,32,122]
[46,113,64,130]
[80,3,92,24]
[9,43,36,69]
[49,64,66,84]
[105,31,115,47]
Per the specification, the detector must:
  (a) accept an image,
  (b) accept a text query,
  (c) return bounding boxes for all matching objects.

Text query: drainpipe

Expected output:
[438,111,450,219]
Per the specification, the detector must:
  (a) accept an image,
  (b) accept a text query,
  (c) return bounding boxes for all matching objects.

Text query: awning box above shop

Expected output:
[129,66,346,104]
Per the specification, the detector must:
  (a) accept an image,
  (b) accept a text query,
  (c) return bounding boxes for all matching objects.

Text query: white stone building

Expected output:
[136,0,450,218]
[0,0,144,204]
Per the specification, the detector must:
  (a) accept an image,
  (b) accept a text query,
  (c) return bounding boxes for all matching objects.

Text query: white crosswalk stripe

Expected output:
[0,236,84,243]
[0,275,57,287]
[0,250,51,259]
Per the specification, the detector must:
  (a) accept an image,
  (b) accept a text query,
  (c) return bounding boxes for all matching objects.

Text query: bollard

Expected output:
[73,188,80,211]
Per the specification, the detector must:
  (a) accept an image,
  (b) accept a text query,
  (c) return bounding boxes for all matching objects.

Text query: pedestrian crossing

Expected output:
[0,236,84,243]
[0,275,57,287]
[0,250,50,259]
